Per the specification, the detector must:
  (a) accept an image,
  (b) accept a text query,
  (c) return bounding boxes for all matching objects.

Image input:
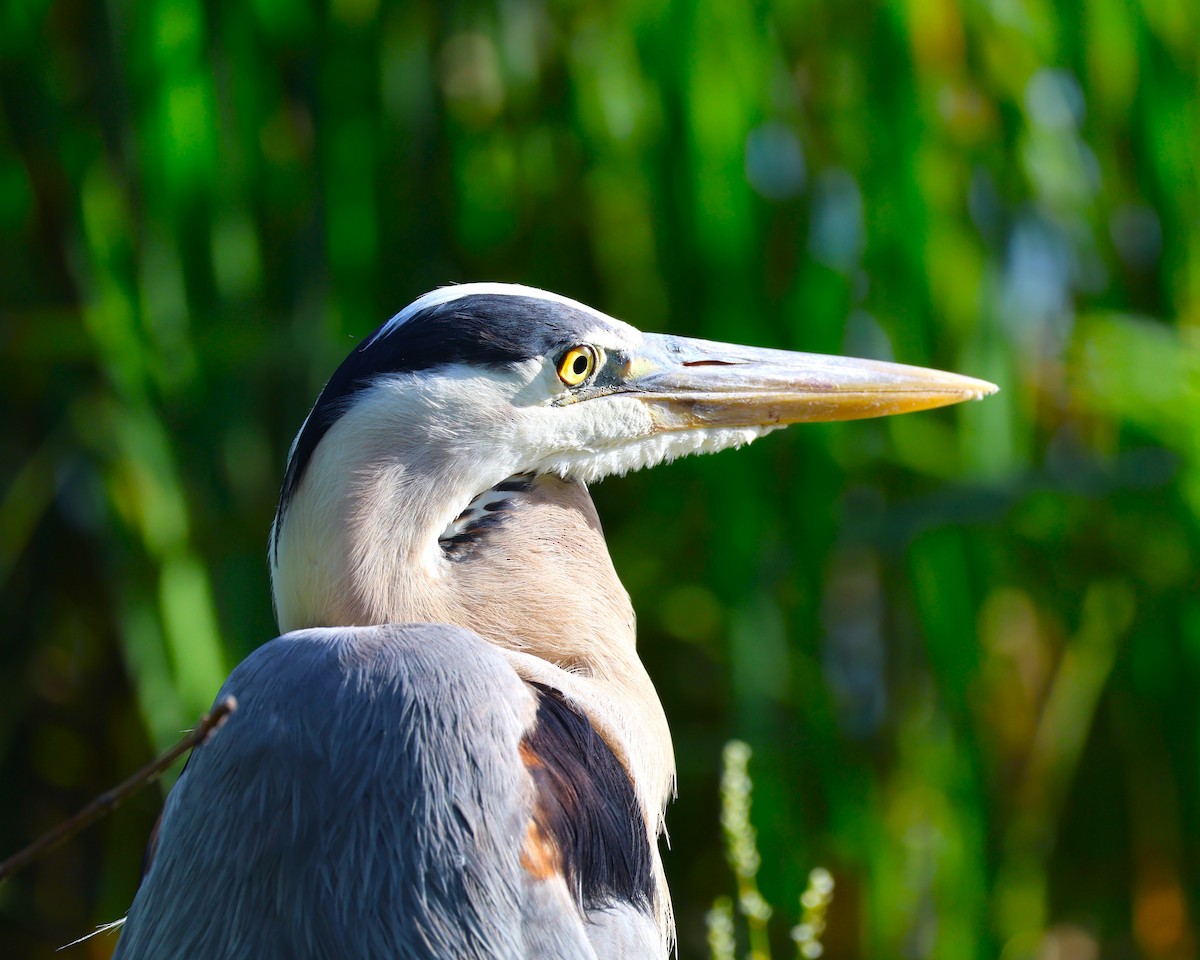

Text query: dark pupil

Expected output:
[572,354,588,375]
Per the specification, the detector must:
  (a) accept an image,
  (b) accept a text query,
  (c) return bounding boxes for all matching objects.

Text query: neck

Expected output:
[272,466,676,898]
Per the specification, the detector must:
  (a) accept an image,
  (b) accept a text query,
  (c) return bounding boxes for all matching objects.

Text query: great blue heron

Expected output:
[112,283,995,958]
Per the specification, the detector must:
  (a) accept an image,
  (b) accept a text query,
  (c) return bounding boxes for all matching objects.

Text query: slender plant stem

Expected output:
[0,696,237,884]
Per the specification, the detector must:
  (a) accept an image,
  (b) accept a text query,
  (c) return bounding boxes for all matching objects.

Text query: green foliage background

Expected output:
[1,0,1197,956]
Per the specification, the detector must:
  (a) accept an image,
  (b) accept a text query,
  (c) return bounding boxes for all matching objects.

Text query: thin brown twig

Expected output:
[0,696,238,884]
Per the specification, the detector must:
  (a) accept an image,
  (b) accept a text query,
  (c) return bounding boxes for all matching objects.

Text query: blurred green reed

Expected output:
[1,0,1197,956]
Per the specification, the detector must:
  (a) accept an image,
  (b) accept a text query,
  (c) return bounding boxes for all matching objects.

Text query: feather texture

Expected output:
[115,624,658,959]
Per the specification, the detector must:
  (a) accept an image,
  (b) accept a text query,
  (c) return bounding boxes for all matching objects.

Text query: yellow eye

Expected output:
[556,346,598,386]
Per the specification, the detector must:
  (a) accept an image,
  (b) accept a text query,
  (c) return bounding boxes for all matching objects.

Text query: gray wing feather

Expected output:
[114,624,597,959]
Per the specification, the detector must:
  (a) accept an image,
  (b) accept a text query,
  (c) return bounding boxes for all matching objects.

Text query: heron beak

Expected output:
[621,333,998,430]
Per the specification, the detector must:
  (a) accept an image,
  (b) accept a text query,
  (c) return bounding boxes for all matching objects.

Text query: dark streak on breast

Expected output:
[519,683,655,913]
[440,510,513,560]
[440,475,536,562]
[492,475,536,494]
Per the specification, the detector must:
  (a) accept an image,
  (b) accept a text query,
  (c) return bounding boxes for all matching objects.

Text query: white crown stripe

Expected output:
[367,283,608,348]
